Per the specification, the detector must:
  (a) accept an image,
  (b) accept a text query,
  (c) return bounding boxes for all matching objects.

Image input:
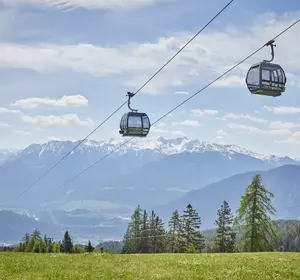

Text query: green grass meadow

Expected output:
[0,252,300,280]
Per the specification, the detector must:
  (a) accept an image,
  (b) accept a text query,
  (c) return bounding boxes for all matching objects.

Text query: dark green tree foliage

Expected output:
[234,174,279,252]
[140,210,150,253]
[121,225,133,254]
[121,205,143,254]
[181,204,205,252]
[85,240,95,253]
[61,231,73,253]
[168,210,183,253]
[214,200,236,253]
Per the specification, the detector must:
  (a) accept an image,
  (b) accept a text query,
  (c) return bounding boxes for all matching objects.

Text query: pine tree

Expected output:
[121,205,143,253]
[168,210,182,253]
[121,224,133,254]
[140,210,150,253]
[26,237,35,252]
[234,174,279,252]
[31,229,42,240]
[214,200,236,253]
[153,215,166,253]
[131,205,143,253]
[181,204,205,252]
[85,241,95,253]
[61,231,73,253]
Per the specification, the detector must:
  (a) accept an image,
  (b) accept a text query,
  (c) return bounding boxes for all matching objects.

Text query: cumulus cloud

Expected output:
[217,130,228,136]
[264,106,300,114]
[0,107,22,114]
[0,123,11,127]
[1,0,169,10]
[172,130,186,136]
[269,121,300,130]
[172,120,201,127]
[11,95,88,109]
[212,75,245,88]
[227,122,293,137]
[0,12,299,93]
[191,109,218,117]
[173,91,189,95]
[222,113,267,123]
[14,130,32,136]
[22,114,93,126]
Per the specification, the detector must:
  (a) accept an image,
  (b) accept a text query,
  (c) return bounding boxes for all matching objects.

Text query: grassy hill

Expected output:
[1,252,300,279]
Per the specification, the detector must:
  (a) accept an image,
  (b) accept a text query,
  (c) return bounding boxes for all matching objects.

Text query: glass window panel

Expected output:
[128,116,142,127]
[142,116,150,128]
[247,67,259,85]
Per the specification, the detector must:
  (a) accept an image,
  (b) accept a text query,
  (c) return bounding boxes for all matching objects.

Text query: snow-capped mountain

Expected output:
[11,136,298,163]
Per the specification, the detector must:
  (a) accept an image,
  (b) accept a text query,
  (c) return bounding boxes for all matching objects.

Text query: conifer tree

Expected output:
[62,231,73,253]
[121,224,133,254]
[153,215,166,253]
[26,237,35,252]
[181,204,205,252]
[214,200,236,253]
[140,210,150,253]
[168,210,182,253]
[234,174,279,252]
[85,241,95,253]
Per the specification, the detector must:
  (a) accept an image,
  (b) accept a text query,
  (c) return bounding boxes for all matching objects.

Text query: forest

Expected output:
[3,174,300,254]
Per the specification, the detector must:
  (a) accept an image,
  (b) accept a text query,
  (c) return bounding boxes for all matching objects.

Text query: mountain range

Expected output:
[0,137,299,243]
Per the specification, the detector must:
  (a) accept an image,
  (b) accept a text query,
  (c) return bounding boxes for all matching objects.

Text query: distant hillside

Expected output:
[157,165,300,229]
[0,210,61,244]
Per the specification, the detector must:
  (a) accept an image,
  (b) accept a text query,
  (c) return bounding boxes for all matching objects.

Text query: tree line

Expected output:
[13,229,95,254]
[4,173,300,254]
[121,174,299,253]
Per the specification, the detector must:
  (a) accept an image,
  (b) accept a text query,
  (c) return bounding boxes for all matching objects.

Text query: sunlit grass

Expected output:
[0,252,300,279]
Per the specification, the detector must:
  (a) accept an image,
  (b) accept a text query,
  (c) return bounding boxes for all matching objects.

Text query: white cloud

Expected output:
[222,113,267,123]
[227,123,262,133]
[1,0,169,10]
[217,130,228,136]
[22,114,93,126]
[11,95,88,109]
[173,91,189,95]
[0,123,11,127]
[264,106,300,114]
[172,120,201,127]
[212,75,245,88]
[227,122,293,137]
[269,121,300,130]
[275,137,300,145]
[172,130,185,136]
[191,109,218,117]
[0,107,22,114]
[14,130,32,136]
[0,12,299,93]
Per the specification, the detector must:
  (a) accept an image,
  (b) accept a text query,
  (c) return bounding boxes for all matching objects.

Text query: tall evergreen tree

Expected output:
[85,241,95,253]
[168,210,183,253]
[140,210,150,253]
[214,200,236,253]
[61,231,73,253]
[234,174,279,252]
[121,223,133,254]
[181,204,205,252]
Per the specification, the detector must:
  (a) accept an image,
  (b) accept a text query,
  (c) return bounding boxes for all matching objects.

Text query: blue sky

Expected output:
[0,0,300,157]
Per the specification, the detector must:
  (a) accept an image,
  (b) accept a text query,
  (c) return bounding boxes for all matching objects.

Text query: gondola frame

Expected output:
[119,111,151,137]
[245,61,287,97]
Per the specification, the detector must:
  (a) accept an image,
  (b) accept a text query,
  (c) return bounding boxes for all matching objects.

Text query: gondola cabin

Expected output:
[245,61,286,97]
[119,112,151,137]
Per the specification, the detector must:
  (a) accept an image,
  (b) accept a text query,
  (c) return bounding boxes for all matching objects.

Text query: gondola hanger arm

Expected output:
[127,92,138,112]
